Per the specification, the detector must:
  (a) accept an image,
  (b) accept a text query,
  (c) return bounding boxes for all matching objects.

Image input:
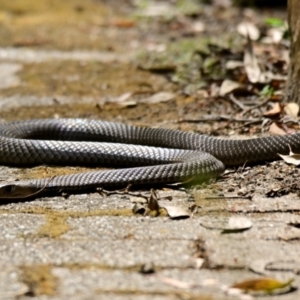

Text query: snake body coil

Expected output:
[0,118,298,198]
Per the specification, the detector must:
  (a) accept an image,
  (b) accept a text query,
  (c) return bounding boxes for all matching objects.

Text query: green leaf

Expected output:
[260,85,274,97]
[265,17,285,28]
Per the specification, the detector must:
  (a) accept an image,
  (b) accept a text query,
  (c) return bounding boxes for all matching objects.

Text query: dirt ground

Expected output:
[0,1,299,299]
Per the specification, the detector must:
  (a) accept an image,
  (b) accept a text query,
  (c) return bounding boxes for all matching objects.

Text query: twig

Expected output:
[177,116,262,123]
[97,184,151,199]
[199,195,252,200]
[228,94,247,111]
[227,94,271,118]
[241,97,270,116]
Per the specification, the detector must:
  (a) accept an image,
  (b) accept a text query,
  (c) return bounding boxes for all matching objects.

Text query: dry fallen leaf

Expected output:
[159,276,192,289]
[222,216,252,233]
[225,60,244,70]
[244,38,268,83]
[237,22,260,40]
[279,146,300,166]
[109,18,136,28]
[200,216,252,232]
[249,259,269,275]
[140,92,175,104]
[161,205,190,219]
[219,80,241,96]
[0,63,22,89]
[269,122,286,136]
[116,92,132,102]
[106,92,137,107]
[132,203,146,215]
[130,196,147,204]
[284,102,299,118]
[191,21,205,33]
[117,100,137,108]
[148,189,160,212]
[267,27,284,44]
[263,102,282,117]
[232,277,294,293]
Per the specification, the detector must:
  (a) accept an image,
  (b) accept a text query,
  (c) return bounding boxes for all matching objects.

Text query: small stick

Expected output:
[97,184,150,200]
[177,116,262,124]
[241,97,270,116]
[228,94,247,111]
[199,195,252,200]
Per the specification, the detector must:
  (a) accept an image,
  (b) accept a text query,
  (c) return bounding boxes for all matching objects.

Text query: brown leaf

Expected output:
[263,102,282,117]
[232,277,294,292]
[219,80,240,96]
[161,205,190,219]
[269,122,286,135]
[109,18,136,28]
[148,189,160,212]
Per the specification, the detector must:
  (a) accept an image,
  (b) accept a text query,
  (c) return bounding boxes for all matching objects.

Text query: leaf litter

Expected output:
[131,188,191,219]
[129,3,300,297]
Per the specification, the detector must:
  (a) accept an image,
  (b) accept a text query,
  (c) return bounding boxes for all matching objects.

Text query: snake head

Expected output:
[0,182,40,200]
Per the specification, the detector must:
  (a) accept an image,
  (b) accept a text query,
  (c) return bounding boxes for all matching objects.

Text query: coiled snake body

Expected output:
[0,118,298,199]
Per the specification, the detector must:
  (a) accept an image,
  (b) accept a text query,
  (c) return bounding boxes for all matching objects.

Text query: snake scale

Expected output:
[0,118,298,199]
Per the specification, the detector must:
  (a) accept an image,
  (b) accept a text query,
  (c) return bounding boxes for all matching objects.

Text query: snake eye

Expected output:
[4,185,15,193]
